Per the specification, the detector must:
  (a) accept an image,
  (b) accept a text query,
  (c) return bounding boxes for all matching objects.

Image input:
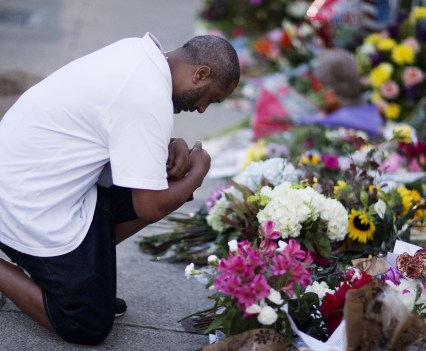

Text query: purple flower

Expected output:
[266,143,289,158]
[249,0,263,5]
[383,266,403,285]
[207,184,229,210]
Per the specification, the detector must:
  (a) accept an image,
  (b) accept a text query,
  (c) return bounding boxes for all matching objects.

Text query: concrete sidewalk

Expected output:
[0,1,246,350]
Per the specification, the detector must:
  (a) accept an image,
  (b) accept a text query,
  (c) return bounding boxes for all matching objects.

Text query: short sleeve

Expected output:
[107,59,173,190]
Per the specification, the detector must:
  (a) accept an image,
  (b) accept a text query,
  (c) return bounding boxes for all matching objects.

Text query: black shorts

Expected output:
[0,185,138,345]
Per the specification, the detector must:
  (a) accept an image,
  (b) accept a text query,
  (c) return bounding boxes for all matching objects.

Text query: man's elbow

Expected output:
[132,189,168,224]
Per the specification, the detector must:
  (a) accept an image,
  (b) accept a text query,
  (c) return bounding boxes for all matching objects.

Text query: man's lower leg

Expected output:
[0,258,54,331]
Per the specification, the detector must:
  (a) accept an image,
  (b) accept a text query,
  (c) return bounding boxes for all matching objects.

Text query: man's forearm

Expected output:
[131,166,207,224]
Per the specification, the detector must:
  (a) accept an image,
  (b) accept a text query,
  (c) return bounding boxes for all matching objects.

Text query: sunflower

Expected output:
[348,209,375,243]
[411,189,425,221]
[397,186,412,215]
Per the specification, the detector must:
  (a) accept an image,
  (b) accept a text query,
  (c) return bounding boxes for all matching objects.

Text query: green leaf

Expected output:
[360,189,369,208]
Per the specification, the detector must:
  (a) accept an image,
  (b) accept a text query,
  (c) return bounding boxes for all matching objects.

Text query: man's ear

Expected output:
[193,66,211,84]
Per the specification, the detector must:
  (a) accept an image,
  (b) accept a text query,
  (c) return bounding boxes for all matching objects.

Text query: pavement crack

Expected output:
[115,322,205,336]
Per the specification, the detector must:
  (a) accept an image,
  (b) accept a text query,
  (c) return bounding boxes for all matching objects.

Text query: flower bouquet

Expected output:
[249,21,316,72]
[198,0,311,38]
[355,6,426,122]
[183,240,426,350]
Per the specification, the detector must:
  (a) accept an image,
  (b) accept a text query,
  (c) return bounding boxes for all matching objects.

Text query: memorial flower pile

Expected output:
[249,21,315,71]
[183,241,426,347]
[356,6,426,122]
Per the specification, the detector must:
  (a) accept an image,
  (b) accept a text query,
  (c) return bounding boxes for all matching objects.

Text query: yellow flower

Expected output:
[411,189,425,221]
[369,184,381,193]
[348,209,375,243]
[242,140,267,169]
[300,153,320,166]
[393,125,414,144]
[365,33,383,45]
[392,45,415,65]
[377,38,397,51]
[334,180,348,198]
[369,63,393,88]
[370,90,384,104]
[384,103,401,120]
[412,6,426,20]
[397,187,413,215]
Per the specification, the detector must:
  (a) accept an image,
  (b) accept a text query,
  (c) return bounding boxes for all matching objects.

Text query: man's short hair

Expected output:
[181,35,240,89]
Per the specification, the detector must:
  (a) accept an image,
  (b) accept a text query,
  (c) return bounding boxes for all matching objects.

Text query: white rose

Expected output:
[245,304,262,315]
[228,239,238,252]
[207,255,220,265]
[305,281,334,300]
[276,240,288,252]
[267,288,284,305]
[257,306,278,325]
[184,263,196,279]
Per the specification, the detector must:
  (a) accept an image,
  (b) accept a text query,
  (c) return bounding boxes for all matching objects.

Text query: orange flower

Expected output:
[252,38,273,56]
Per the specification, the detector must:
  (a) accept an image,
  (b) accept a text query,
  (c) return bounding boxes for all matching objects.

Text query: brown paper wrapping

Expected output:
[344,280,426,351]
[202,328,297,351]
[351,256,389,276]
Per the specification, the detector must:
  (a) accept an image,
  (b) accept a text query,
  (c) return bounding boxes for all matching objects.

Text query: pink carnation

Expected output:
[380,80,400,99]
[321,154,340,170]
[402,67,424,88]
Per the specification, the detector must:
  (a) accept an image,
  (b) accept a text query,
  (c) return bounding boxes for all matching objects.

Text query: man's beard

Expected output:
[173,85,209,114]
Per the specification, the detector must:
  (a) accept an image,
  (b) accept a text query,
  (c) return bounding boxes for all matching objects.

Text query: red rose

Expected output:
[319,293,341,318]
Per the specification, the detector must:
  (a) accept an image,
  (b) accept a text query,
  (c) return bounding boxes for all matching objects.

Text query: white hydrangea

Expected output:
[318,198,348,241]
[233,158,301,192]
[206,186,244,232]
[257,182,319,238]
[257,182,348,240]
[206,196,231,232]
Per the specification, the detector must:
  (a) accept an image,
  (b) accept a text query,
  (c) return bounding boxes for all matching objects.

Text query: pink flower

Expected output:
[234,285,256,309]
[259,240,278,256]
[258,220,281,256]
[402,37,420,53]
[321,154,340,170]
[237,240,253,255]
[379,152,404,173]
[380,80,400,99]
[259,220,281,240]
[402,67,424,88]
[250,275,271,300]
[408,158,422,172]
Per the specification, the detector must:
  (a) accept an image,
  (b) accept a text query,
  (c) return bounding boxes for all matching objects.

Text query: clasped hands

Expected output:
[166,138,211,181]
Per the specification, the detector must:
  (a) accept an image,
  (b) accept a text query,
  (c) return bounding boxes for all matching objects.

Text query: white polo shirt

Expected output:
[0,33,173,257]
